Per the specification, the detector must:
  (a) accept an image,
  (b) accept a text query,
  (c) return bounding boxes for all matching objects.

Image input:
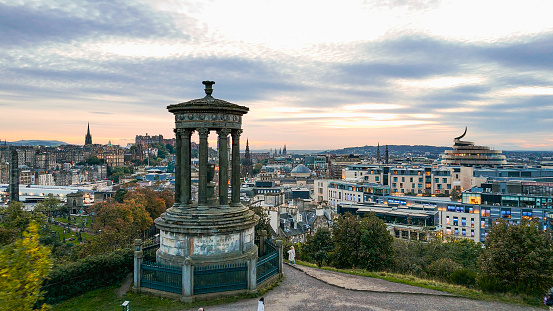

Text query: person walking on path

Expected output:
[287,246,296,265]
[257,297,264,311]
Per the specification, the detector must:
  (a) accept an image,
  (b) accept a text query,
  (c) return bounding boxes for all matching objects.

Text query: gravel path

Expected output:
[180,264,540,311]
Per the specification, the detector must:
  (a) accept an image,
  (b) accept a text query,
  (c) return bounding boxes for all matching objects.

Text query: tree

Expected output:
[332,213,362,268]
[450,189,461,202]
[358,213,394,271]
[478,219,553,295]
[34,196,64,218]
[0,202,46,245]
[251,205,271,237]
[0,222,51,311]
[304,228,333,267]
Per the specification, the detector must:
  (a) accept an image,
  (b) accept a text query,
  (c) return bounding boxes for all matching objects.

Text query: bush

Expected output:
[427,258,460,282]
[450,268,477,287]
[41,248,133,305]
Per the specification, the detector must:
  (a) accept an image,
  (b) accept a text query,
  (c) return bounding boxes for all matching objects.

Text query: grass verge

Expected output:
[51,276,283,310]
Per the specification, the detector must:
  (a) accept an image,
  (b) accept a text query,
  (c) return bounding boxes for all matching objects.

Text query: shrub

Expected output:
[427,258,460,282]
[41,248,133,305]
[450,268,477,287]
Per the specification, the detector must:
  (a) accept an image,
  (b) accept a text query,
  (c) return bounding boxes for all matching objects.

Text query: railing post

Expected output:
[182,257,194,297]
[275,240,283,276]
[133,239,143,292]
[259,230,267,257]
[247,253,257,291]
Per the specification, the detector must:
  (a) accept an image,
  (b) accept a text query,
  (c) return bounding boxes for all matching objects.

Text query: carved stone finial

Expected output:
[202,81,215,97]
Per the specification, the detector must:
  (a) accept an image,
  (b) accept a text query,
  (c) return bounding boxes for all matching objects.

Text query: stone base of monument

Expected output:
[154,204,259,267]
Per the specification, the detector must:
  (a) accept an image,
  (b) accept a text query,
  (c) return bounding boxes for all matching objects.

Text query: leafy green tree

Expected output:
[251,205,272,237]
[0,202,46,245]
[34,196,65,218]
[113,188,128,203]
[478,219,553,295]
[332,213,362,268]
[304,228,333,267]
[358,213,394,271]
[0,222,51,311]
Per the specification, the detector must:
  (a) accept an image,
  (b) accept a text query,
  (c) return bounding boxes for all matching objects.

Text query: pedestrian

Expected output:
[257,297,264,311]
[287,245,296,265]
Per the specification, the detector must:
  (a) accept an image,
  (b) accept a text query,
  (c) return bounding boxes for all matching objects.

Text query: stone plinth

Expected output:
[155,204,258,267]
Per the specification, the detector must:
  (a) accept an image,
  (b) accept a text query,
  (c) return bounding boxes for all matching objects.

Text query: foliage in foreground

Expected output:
[0,222,52,311]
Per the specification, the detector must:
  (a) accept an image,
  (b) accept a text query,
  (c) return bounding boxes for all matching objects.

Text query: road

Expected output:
[182,264,540,311]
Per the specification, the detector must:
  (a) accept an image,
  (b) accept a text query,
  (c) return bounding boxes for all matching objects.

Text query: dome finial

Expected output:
[202,81,215,97]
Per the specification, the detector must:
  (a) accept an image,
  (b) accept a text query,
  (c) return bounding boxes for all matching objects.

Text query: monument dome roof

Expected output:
[291,164,311,174]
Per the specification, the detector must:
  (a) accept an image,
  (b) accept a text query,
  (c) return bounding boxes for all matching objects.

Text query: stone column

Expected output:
[198,128,209,205]
[231,129,242,205]
[133,239,143,292]
[181,129,193,206]
[174,129,181,205]
[247,255,257,291]
[182,257,194,297]
[275,239,283,277]
[217,128,231,206]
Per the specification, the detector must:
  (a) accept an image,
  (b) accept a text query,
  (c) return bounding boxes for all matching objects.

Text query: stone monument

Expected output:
[155,81,258,267]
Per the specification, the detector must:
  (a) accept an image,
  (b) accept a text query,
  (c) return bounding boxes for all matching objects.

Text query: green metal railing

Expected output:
[194,262,247,294]
[256,240,279,284]
[141,261,182,294]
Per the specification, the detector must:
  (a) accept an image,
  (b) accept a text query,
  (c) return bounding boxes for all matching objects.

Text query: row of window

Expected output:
[445,227,476,237]
[446,216,475,228]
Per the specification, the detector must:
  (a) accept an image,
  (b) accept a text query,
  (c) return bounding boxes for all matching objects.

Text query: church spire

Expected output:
[85,123,92,145]
[376,142,381,163]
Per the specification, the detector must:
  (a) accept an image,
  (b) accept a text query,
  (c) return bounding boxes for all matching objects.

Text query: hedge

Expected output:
[41,248,133,305]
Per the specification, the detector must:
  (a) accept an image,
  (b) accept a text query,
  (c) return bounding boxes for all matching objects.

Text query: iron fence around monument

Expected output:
[141,261,182,294]
[256,240,279,284]
[193,262,248,294]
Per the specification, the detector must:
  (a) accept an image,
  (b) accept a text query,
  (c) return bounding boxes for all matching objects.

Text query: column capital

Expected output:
[217,128,232,137]
[175,128,195,136]
[231,129,243,138]
[197,127,210,137]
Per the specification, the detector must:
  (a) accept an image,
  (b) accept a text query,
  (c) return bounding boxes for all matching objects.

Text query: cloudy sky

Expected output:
[1,0,553,151]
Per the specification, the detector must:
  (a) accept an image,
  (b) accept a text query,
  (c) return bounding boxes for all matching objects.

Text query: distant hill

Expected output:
[6,140,68,147]
[322,145,451,156]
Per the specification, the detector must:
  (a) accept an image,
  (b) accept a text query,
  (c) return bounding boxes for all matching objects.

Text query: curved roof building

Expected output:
[442,127,507,166]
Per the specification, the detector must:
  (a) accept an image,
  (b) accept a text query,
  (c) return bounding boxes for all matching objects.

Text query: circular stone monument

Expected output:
[155,81,258,267]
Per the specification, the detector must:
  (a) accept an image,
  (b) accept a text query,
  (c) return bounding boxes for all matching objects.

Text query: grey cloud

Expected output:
[0,1,186,47]
[477,34,553,70]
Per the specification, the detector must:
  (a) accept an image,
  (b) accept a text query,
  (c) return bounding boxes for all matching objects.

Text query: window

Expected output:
[434,178,439,183]
[392,183,397,187]
[471,218,474,228]
[446,216,450,225]
[442,178,447,183]
[453,217,458,226]
[410,177,413,182]
[401,177,405,182]
[455,228,459,235]
[461,217,466,226]
[462,229,466,236]
[481,220,485,228]
[501,209,511,219]
[471,230,474,237]
[375,176,379,182]
[446,227,452,235]
[522,210,532,220]
[481,209,490,217]
[419,177,423,182]
[393,177,398,182]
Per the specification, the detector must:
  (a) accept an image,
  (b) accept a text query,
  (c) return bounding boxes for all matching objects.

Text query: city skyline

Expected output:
[1,0,553,150]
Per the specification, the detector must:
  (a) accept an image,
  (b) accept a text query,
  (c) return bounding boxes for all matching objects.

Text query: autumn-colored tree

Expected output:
[125,187,167,220]
[0,222,51,311]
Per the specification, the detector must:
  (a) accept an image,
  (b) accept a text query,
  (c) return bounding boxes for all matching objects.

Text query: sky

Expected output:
[1,0,553,151]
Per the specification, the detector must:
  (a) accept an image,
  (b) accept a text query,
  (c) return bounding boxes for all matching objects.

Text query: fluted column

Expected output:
[231,129,242,205]
[181,129,194,206]
[174,129,182,205]
[217,128,231,206]
[198,127,209,205]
